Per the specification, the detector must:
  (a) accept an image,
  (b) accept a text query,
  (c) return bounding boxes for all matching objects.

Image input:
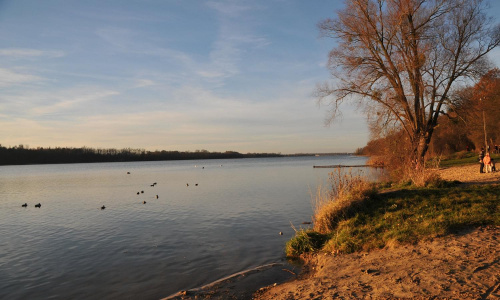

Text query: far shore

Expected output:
[167,163,500,299]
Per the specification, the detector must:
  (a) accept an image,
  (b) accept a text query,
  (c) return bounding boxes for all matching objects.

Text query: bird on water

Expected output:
[35,203,41,208]
[22,203,27,207]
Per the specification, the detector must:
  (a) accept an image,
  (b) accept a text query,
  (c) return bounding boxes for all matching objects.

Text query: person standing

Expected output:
[484,152,492,173]
[479,148,485,173]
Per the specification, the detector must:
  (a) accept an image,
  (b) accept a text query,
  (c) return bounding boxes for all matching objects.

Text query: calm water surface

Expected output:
[0,155,373,299]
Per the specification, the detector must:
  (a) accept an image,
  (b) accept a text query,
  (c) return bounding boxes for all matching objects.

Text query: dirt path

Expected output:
[437,163,500,185]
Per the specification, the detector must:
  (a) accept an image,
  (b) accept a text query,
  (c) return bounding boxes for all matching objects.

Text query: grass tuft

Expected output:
[285,230,330,258]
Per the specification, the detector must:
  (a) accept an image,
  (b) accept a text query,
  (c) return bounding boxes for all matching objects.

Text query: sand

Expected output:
[167,164,500,299]
[254,226,499,299]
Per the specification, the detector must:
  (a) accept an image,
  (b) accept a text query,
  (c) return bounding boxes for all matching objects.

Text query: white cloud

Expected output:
[0,68,43,87]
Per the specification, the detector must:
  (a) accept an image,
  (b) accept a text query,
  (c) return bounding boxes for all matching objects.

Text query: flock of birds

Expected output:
[18,164,291,236]
[21,170,202,210]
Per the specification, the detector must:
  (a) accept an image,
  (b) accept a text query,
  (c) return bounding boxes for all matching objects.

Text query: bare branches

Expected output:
[317,0,500,162]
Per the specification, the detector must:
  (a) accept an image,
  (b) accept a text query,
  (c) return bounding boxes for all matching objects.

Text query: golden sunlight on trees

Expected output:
[317,0,500,166]
[430,68,500,154]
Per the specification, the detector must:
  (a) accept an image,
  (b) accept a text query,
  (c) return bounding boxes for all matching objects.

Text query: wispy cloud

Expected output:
[95,27,135,50]
[206,1,255,17]
[0,48,65,58]
[0,0,370,153]
[31,89,120,116]
[1,86,120,119]
[133,79,156,88]
[197,1,269,82]
[0,68,43,87]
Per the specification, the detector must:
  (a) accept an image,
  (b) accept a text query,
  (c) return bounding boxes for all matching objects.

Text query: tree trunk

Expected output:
[414,129,433,169]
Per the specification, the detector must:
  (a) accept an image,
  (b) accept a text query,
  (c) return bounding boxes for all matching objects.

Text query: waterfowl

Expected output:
[137,192,140,195]
[127,172,130,174]
[186,183,189,187]
[143,201,147,204]
[101,205,106,210]
[35,203,41,208]
[141,190,144,194]
[22,203,27,207]
[156,195,159,199]
[195,183,198,186]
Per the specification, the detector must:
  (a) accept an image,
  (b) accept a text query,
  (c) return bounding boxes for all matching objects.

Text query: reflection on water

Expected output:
[0,156,374,299]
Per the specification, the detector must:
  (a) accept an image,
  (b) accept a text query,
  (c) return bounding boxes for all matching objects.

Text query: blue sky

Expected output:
[1,1,499,154]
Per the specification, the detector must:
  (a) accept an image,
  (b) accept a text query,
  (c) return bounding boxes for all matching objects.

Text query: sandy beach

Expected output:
[168,164,500,299]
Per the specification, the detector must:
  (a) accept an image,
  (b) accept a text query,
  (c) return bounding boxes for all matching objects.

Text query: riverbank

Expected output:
[254,226,499,299]
[255,164,500,299]
[162,263,300,300]
[166,163,500,299]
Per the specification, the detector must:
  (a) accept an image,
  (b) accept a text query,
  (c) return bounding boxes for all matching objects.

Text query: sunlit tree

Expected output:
[450,68,500,149]
[317,0,500,166]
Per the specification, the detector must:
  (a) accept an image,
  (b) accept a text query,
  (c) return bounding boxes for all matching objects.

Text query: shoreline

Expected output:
[254,226,499,299]
[166,164,500,299]
[163,262,301,300]
[255,164,500,299]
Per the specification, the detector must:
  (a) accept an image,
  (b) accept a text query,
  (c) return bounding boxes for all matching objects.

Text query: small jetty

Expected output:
[313,164,383,168]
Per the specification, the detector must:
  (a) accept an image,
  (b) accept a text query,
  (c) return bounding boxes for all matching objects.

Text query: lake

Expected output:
[0,155,374,299]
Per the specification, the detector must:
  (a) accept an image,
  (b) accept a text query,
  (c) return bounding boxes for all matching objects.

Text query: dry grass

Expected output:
[286,154,500,258]
[312,169,377,234]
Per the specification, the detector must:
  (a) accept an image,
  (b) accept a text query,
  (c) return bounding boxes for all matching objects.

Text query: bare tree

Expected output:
[317,0,500,166]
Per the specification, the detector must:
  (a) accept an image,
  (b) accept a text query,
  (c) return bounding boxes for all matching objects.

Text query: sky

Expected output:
[1,1,500,154]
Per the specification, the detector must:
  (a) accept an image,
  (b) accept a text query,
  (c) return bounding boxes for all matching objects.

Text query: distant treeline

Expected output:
[0,145,283,166]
